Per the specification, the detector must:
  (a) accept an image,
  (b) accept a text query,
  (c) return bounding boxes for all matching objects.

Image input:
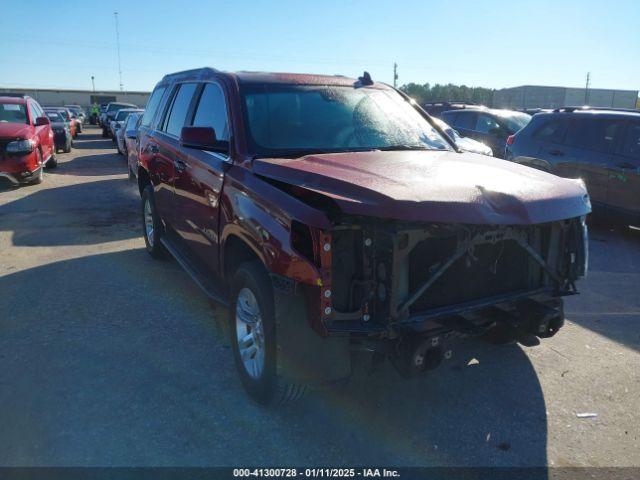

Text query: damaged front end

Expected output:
[301,216,588,377]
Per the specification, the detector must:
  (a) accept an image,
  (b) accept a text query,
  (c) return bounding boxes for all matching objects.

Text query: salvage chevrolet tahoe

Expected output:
[136,68,591,405]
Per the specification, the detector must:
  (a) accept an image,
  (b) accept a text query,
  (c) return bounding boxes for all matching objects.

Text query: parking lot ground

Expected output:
[0,126,639,467]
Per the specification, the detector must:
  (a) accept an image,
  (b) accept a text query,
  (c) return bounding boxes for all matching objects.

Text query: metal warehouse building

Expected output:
[493,85,638,110]
[0,87,151,110]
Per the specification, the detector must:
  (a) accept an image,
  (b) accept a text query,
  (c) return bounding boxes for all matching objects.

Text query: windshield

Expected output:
[115,110,131,121]
[108,103,132,113]
[0,103,28,124]
[495,111,531,133]
[241,85,452,156]
[46,112,62,122]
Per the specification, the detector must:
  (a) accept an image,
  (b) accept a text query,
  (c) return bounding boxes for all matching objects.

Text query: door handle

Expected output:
[548,149,564,156]
[615,162,636,169]
[175,159,187,172]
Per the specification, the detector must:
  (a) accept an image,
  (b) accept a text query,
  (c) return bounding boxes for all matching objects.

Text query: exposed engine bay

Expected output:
[316,216,588,376]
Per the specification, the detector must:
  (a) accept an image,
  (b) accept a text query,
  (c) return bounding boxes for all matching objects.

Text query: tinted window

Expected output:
[620,122,640,160]
[164,83,197,137]
[441,111,459,125]
[475,113,501,134]
[124,113,139,130]
[532,119,565,143]
[140,87,166,127]
[192,83,229,140]
[565,117,621,153]
[452,111,477,130]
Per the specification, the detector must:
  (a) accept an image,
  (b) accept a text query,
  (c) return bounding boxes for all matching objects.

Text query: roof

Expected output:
[539,108,640,119]
[159,67,386,88]
[0,96,28,104]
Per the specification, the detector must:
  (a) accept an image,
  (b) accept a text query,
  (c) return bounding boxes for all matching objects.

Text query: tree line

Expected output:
[400,82,494,107]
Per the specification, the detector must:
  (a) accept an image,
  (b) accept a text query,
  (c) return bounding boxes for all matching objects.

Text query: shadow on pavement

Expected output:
[564,224,640,352]
[0,249,549,468]
[0,178,140,246]
[49,152,127,177]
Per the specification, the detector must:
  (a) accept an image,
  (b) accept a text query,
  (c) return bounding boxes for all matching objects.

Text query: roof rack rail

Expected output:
[553,106,640,114]
[161,67,221,82]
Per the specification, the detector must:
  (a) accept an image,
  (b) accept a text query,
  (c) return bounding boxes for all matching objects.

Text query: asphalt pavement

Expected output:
[0,127,638,467]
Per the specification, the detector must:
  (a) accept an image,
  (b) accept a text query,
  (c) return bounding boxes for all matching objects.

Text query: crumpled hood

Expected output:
[253,150,591,225]
[0,122,34,140]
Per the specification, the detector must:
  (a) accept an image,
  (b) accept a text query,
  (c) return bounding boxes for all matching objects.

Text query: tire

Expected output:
[77,124,82,134]
[45,153,58,169]
[102,128,109,138]
[141,185,168,259]
[63,140,72,153]
[229,260,308,405]
[116,141,122,155]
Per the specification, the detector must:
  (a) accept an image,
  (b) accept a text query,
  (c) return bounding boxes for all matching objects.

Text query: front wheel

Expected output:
[141,185,168,259]
[45,153,58,169]
[229,261,308,405]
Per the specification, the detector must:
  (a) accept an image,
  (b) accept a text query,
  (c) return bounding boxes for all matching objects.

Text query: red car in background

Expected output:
[0,96,56,185]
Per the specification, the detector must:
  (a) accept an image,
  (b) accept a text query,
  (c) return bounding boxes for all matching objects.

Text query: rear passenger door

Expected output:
[153,82,198,228]
[561,117,623,207]
[173,82,231,274]
[607,120,640,219]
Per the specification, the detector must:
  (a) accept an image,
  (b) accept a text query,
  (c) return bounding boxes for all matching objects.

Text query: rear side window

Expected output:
[452,111,477,130]
[620,122,640,160]
[163,83,198,137]
[191,83,230,141]
[441,111,458,125]
[532,119,565,143]
[140,87,166,127]
[565,117,622,153]
[475,113,501,134]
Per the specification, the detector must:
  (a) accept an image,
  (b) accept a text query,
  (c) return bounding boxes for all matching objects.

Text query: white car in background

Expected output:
[109,108,144,143]
[432,116,493,156]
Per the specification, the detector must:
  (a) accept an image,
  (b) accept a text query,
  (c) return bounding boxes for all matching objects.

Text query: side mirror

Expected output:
[114,123,121,129]
[180,126,228,153]
[35,116,50,126]
[126,130,137,140]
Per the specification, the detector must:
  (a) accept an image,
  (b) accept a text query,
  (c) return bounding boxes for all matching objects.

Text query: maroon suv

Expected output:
[136,68,591,404]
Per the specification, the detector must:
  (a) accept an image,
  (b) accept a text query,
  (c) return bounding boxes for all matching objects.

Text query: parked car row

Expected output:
[99,102,138,138]
[123,67,590,405]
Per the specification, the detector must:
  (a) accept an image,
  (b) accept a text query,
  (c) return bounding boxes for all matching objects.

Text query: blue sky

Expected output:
[1,0,638,93]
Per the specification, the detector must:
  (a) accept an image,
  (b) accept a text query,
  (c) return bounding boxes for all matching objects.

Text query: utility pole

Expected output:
[393,62,398,88]
[91,76,95,93]
[584,72,591,105]
[114,11,124,92]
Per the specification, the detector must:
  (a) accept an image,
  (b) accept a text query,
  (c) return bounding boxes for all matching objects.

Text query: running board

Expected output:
[160,233,229,307]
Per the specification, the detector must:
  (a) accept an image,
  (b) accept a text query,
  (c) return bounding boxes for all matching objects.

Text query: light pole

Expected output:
[91,76,95,93]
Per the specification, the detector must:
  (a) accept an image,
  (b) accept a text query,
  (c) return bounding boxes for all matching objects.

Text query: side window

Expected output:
[441,111,458,126]
[620,122,640,160]
[163,83,198,137]
[475,113,501,134]
[532,119,565,143]
[565,118,621,153]
[454,111,477,130]
[191,83,230,141]
[140,86,166,127]
[30,102,43,122]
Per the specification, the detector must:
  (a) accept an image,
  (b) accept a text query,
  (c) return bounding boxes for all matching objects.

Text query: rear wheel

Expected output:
[229,261,308,405]
[141,185,168,259]
[63,140,72,153]
[101,128,109,138]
